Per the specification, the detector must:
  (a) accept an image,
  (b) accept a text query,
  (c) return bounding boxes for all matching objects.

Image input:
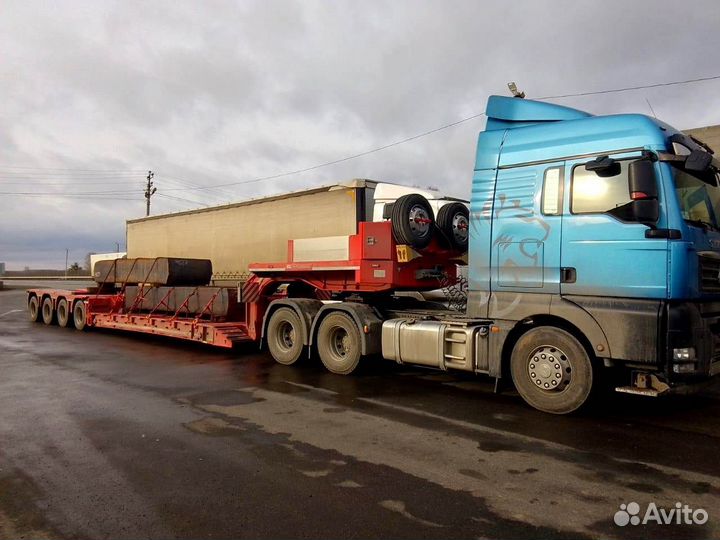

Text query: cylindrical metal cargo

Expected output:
[124,285,237,317]
[94,258,213,286]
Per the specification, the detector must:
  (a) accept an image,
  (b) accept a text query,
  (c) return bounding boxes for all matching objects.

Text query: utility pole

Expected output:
[144,170,156,216]
[64,249,69,279]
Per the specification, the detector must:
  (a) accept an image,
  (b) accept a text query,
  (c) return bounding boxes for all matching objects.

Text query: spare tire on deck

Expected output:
[391,194,435,249]
[436,202,470,252]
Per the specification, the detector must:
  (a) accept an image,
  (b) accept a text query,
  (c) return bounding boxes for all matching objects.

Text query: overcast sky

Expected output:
[2,0,720,269]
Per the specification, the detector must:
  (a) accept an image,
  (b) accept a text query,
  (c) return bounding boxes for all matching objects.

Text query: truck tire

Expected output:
[56,298,71,328]
[436,202,469,251]
[41,297,55,325]
[28,296,41,322]
[317,311,362,375]
[267,307,304,365]
[73,301,87,331]
[391,194,435,249]
[510,326,593,414]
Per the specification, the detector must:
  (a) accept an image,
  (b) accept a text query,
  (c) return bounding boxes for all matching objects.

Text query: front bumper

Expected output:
[665,301,720,383]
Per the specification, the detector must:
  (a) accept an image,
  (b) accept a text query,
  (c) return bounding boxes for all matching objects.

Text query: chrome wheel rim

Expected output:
[527,345,571,392]
[451,213,469,244]
[276,321,296,352]
[329,326,351,359]
[408,205,431,239]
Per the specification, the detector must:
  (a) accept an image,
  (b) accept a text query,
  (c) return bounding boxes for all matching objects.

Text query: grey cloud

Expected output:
[1,0,720,268]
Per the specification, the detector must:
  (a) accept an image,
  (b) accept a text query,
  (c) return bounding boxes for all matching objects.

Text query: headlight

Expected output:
[673,347,696,361]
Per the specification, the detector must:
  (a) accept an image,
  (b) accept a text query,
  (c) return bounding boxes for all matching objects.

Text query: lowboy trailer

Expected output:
[28,217,472,366]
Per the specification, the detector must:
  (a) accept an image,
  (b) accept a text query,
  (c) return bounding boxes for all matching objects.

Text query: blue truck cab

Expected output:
[467,95,720,412]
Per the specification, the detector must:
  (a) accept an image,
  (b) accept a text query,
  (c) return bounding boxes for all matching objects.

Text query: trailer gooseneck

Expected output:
[28,95,720,414]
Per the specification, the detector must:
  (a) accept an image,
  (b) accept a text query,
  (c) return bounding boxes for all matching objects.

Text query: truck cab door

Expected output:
[490,163,564,297]
[559,154,668,299]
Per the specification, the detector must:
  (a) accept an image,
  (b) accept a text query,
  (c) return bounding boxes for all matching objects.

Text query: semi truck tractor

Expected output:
[27,95,720,413]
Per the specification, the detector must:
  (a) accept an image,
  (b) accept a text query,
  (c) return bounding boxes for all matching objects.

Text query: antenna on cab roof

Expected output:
[507,82,526,99]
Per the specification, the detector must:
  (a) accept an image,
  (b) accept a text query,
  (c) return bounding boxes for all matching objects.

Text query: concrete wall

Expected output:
[127,186,361,278]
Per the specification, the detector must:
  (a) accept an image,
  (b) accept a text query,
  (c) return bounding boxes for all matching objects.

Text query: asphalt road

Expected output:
[1,283,719,539]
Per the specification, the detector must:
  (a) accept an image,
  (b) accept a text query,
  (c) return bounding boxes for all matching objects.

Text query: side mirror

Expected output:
[628,159,658,199]
[631,199,659,223]
[628,159,659,224]
[585,155,621,177]
[685,149,713,172]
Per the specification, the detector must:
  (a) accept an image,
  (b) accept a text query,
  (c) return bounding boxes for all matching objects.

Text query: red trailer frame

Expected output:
[27,221,462,348]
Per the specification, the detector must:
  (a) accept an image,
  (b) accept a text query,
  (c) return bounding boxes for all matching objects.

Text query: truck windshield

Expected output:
[672,164,720,230]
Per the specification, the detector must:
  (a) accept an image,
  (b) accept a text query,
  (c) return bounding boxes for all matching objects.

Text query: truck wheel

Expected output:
[391,194,435,249]
[510,327,593,414]
[28,296,41,322]
[41,297,56,325]
[317,312,362,375]
[56,298,71,328]
[436,202,469,251]
[73,301,87,331]
[267,308,304,365]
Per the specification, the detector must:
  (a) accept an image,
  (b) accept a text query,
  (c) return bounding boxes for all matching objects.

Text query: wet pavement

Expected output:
[1,283,719,539]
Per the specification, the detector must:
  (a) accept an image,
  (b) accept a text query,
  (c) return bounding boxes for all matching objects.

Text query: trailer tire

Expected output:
[41,297,55,325]
[436,202,469,251]
[267,308,304,365]
[28,296,41,323]
[73,301,87,331]
[317,312,362,375]
[56,298,71,328]
[510,326,593,414]
[391,194,435,249]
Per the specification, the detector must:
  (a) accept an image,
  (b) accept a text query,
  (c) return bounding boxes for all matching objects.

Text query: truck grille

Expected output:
[699,255,720,293]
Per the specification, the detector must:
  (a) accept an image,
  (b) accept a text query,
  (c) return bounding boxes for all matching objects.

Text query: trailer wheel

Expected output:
[56,298,71,328]
[510,326,593,414]
[28,296,41,323]
[41,297,56,325]
[267,308,304,365]
[317,312,362,375]
[436,202,469,251]
[391,194,435,249]
[73,301,87,331]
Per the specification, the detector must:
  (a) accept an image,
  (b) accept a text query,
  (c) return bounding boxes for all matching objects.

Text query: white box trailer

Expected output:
[126,180,466,283]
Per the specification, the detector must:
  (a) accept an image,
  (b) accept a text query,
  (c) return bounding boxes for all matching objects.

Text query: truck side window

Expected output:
[571,161,631,215]
[541,167,562,215]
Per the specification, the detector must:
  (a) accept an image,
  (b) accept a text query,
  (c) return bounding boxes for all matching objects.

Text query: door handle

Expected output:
[560,267,577,283]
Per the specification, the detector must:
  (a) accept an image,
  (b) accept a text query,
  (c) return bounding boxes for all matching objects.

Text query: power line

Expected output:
[0,190,137,197]
[0,165,146,172]
[155,174,234,202]
[159,112,488,192]
[156,193,208,206]
[0,193,141,200]
[2,73,719,201]
[0,181,146,186]
[155,73,720,193]
[0,174,142,179]
[537,74,720,100]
